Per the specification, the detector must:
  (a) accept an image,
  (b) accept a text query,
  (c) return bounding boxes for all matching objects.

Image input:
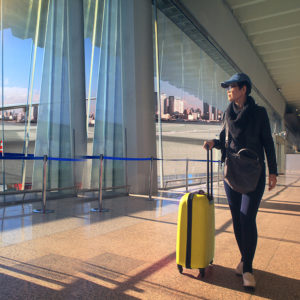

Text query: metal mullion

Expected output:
[21,0,43,191]
[154,0,164,189]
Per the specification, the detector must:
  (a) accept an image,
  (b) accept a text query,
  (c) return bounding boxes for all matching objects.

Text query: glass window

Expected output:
[154,7,228,188]
[1,0,46,196]
[0,0,127,201]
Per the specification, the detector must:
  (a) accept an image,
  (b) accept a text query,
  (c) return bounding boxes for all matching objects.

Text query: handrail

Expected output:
[163,176,220,190]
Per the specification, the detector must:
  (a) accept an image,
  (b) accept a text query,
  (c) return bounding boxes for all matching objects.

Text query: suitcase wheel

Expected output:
[199,268,205,278]
[177,264,183,274]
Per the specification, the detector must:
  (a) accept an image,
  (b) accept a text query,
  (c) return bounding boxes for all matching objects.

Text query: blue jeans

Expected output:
[224,167,266,273]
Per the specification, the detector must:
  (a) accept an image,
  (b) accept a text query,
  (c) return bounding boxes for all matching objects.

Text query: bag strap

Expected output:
[225,116,229,149]
[224,114,230,163]
[237,148,260,161]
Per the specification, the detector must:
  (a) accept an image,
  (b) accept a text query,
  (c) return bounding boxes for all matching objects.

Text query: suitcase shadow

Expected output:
[184,264,300,299]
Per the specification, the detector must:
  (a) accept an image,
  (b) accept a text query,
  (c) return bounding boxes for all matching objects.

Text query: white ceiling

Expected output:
[225,0,300,114]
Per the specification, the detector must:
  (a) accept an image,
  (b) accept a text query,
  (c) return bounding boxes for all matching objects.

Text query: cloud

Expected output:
[1,86,40,105]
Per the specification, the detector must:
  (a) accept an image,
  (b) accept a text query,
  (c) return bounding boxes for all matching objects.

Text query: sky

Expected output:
[1,29,43,105]
[160,80,204,111]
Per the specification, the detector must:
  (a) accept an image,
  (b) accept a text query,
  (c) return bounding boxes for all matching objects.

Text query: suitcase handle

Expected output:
[206,146,213,202]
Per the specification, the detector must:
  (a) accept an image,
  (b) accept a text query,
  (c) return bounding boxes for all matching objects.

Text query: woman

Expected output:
[204,73,277,289]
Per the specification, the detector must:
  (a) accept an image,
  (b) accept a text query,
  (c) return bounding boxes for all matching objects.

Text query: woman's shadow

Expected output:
[182,264,300,299]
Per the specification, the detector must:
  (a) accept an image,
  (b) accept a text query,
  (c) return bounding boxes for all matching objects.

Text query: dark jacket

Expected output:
[213,101,278,175]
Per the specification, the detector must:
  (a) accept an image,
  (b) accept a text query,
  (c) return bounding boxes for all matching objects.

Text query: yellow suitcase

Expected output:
[176,149,215,277]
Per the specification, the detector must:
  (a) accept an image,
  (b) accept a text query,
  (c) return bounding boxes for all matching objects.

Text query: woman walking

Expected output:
[204,73,277,289]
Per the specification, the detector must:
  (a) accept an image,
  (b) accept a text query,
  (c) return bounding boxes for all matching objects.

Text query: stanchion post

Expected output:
[42,155,47,213]
[217,159,221,203]
[125,128,129,195]
[210,150,213,197]
[148,156,154,200]
[99,154,104,210]
[218,160,220,187]
[185,159,189,192]
[91,154,109,212]
[207,146,209,195]
[33,155,54,214]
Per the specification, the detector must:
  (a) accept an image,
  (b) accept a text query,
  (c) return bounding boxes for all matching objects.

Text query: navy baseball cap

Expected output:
[221,73,252,89]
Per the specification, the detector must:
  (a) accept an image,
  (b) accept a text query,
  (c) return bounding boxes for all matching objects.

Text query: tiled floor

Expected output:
[0,174,299,299]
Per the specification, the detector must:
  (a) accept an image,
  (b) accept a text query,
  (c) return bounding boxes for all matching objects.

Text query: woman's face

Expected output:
[226,83,246,102]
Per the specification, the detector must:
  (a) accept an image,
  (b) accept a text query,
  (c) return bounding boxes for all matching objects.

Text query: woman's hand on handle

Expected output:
[203,140,215,150]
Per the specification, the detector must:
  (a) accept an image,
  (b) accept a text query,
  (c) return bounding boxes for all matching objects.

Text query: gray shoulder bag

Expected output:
[223,117,262,194]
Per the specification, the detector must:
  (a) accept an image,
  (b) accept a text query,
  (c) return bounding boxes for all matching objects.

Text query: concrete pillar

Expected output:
[68,0,87,187]
[122,0,157,194]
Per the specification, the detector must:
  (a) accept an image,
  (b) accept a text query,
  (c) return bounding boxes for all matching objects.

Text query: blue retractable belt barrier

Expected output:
[103,156,152,161]
[0,153,43,160]
[0,152,221,163]
[83,155,152,161]
[47,157,84,162]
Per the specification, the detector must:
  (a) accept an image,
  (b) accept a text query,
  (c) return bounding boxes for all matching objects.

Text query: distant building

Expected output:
[174,98,184,114]
[161,113,170,120]
[211,106,216,120]
[16,113,23,122]
[217,109,223,120]
[168,96,175,114]
[203,102,209,120]
[161,93,167,115]
[187,113,198,121]
[192,112,198,120]
[33,106,38,122]
[163,98,169,114]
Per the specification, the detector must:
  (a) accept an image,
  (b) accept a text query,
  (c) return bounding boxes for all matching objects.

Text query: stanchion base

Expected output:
[90,208,110,212]
[33,209,55,214]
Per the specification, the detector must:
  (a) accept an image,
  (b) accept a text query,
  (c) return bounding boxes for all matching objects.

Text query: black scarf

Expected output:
[225,96,255,147]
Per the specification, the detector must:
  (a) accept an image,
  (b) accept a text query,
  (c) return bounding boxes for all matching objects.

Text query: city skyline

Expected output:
[156,92,222,122]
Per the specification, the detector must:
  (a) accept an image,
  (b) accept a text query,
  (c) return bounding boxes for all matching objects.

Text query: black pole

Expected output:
[206,146,209,198]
